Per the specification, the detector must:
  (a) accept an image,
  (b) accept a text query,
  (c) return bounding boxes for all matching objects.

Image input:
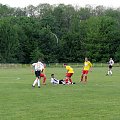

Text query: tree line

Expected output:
[0,3,120,63]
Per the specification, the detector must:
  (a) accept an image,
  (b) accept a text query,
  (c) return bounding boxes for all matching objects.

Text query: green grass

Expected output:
[0,67,120,120]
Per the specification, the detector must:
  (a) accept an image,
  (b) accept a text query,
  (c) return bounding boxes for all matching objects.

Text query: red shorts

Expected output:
[82,70,88,75]
[40,73,45,77]
[66,73,73,77]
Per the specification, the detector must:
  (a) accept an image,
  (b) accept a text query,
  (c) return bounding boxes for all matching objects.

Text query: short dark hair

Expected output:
[64,63,67,66]
[51,74,54,76]
[38,59,41,62]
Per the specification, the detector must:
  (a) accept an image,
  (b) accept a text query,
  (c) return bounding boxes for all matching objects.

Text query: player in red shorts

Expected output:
[40,64,46,85]
[64,64,74,84]
[80,57,92,83]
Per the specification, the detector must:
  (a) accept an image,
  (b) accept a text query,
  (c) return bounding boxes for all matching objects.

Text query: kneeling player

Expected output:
[63,64,74,84]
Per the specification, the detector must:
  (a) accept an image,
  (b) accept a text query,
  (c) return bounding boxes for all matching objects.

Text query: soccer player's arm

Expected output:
[42,68,46,76]
[112,60,114,65]
[42,64,46,74]
[89,62,92,72]
[82,62,85,71]
[31,63,35,73]
[66,66,69,73]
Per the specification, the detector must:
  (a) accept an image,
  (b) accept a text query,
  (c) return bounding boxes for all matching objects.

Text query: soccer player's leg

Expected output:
[59,80,64,84]
[38,79,40,88]
[36,71,40,88]
[67,73,73,84]
[64,72,68,84]
[69,73,73,84]
[65,77,69,84]
[32,78,38,87]
[84,74,87,83]
[69,78,72,84]
[32,71,38,87]
[109,66,113,75]
[80,70,85,82]
[40,73,46,85]
[43,75,46,84]
[65,73,73,84]
[53,79,59,84]
[80,74,84,82]
[84,70,89,83]
[107,65,112,76]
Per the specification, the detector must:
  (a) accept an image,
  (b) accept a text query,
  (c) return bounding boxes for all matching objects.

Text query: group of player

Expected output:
[31,57,114,88]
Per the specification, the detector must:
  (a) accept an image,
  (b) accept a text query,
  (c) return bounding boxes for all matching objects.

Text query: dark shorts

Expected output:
[35,71,41,78]
[59,80,64,84]
[109,65,112,69]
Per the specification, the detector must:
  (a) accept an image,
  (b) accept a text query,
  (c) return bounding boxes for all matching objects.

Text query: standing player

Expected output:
[106,58,114,76]
[80,57,92,83]
[40,64,47,85]
[64,64,74,84]
[32,59,44,88]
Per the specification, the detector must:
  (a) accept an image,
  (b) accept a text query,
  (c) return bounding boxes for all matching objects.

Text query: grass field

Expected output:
[0,67,120,120]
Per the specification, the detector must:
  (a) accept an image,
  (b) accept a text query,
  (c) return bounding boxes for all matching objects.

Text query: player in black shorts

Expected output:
[106,58,114,76]
[32,59,44,88]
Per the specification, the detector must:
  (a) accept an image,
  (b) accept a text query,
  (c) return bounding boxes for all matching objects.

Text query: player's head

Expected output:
[85,57,88,62]
[110,58,112,60]
[44,64,46,68]
[63,63,67,67]
[51,74,54,78]
[38,58,41,62]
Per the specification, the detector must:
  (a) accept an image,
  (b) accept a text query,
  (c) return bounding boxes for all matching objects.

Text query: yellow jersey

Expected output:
[83,61,92,70]
[66,66,74,73]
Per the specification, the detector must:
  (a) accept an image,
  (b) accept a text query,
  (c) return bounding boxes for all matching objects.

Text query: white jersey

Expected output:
[32,62,44,71]
[51,78,59,84]
[109,60,114,66]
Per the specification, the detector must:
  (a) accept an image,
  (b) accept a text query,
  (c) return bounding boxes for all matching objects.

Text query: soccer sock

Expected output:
[81,75,83,81]
[108,71,110,75]
[43,77,46,84]
[110,70,112,75]
[85,76,87,82]
[65,78,68,83]
[69,78,73,84]
[33,79,37,86]
[38,79,40,87]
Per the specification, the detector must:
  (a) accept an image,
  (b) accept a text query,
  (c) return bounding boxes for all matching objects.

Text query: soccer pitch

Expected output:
[0,67,120,120]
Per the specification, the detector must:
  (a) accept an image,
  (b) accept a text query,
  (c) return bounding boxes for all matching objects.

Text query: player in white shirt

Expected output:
[50,74,65,85]
[50,74,75,85]
[106,58,114,76]
[32,59,44,88]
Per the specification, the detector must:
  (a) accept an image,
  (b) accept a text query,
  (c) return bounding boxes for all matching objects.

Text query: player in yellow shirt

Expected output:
[64,64,74,84]
[80,57,92,83]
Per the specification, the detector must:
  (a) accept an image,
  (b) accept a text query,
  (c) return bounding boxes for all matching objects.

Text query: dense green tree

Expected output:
[0,3,120,63]
[0,4,14,18]
[85,16,120,62]
[0,19,19,63]
[115,46,120,62]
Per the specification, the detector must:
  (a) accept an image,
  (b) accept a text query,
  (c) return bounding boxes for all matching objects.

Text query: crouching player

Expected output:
[64,64,74,84]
